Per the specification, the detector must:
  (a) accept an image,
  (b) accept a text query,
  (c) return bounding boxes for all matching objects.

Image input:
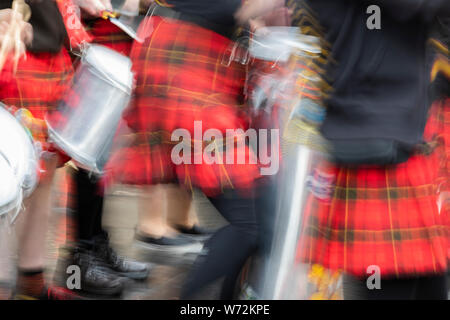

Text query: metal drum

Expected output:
[46,44,133,174]
[0,105,39,220]
[237,28,334,300]
[249,27,307,63]
[260,147,330,300]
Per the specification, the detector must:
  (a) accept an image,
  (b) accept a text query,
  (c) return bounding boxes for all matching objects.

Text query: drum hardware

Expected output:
[222,36,252,68]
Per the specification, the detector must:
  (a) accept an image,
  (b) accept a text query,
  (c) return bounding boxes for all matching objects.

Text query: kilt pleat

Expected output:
[298,101,450,278]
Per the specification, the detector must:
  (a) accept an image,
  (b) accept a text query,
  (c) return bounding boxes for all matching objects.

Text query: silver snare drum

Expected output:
[46,44,134,175]
[0,105,39,219]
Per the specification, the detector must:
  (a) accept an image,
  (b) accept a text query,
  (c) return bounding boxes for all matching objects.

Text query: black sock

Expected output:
[74,169,105,245]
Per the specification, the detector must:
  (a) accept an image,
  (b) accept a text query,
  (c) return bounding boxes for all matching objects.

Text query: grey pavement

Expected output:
[0,169,228,300]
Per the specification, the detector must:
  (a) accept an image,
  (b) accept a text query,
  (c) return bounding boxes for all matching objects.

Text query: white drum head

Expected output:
[249,27,321,62]
[0,106,39,216]
[0,155,21,217]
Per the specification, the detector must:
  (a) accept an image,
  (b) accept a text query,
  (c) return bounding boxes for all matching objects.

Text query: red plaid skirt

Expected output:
[105,17,260,196]
[85,19,133,55]
[0,49,74,150]
[298,100,450,278]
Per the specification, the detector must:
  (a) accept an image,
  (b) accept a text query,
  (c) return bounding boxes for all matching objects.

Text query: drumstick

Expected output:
[0,0,31,73]
[12,0,31,72]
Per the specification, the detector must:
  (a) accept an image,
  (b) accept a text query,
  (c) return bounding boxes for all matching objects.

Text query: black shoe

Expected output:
[71,249,127,296]
[93,234,152,281]
[174,224,215,242]
[135,233,204,254]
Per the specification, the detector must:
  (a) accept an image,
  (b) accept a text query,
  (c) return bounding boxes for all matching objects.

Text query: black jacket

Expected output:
[0,0,66,53]
[166,0,241,27]
[306,0,450,164]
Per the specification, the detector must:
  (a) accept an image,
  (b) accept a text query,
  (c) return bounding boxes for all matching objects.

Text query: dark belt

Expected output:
[150,4,235,40]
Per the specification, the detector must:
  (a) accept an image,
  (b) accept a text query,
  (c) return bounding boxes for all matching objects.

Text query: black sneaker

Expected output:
[92,234,152,281]
[174,224,215,242]
[71,249,127,296]
[135,233,204,254]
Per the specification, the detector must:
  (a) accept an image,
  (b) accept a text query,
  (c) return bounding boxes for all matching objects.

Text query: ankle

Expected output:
[137,226,170,239]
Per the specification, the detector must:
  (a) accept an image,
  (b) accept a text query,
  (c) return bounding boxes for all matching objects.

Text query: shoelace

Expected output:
[102,244,123,267]
[86,267,115,282]
[82,254,114,274]
[76,252,111,276]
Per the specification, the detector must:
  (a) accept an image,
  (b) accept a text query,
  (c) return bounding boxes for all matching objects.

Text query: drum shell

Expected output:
[248,27,322,134]
[242,28,329,299]
[0,106,39,217]
[261,145,327,300]
[46,45,133,174]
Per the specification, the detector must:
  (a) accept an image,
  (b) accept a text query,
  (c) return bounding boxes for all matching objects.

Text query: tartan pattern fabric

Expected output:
[437,99,450,193]
[105,16,260,196]
[436,99,450,261]
[85,19,133,56]
[0,50,74,150]
[298,101,450,278]
[56,0,93,48]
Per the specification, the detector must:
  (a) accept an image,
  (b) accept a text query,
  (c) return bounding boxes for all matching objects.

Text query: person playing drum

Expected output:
[0,0,84,300]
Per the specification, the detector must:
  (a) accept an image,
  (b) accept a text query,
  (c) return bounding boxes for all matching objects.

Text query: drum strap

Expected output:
[55,0,93,50]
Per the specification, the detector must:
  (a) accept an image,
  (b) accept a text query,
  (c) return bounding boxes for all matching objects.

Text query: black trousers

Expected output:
[73,168,105,245]
[180,189,259,300]
[343,274,448,300]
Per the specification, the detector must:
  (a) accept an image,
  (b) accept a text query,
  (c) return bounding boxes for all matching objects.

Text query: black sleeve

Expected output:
[26,0,67,53]
[0,0,66,53]
[0,0,12,10]
[167,0,242,26]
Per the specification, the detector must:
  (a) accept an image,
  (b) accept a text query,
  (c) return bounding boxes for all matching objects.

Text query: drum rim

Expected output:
[0,156,21,217]
[0,106,39,190]
[249,27,321,62]
[82,44,133,95]
[46,124,103,175]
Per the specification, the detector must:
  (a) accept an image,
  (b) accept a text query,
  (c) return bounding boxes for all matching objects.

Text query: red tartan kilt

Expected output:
[105,17,261,195]
[105,139,259,196]
[0,49,73,150]
[298,102,450,278]
[126,16,249,134]
[85,19,133,55]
